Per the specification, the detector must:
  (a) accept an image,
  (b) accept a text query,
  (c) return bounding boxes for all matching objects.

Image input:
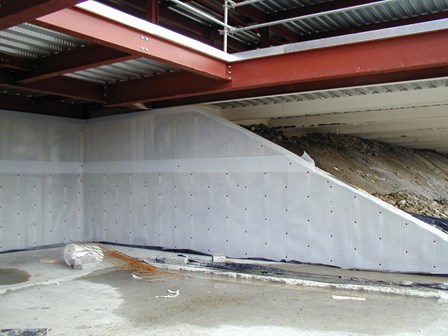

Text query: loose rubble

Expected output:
[373,192,448,219]
[246,124,448,219]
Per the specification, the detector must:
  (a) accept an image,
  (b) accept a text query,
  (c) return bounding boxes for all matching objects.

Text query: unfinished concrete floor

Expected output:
[1,246,448,336]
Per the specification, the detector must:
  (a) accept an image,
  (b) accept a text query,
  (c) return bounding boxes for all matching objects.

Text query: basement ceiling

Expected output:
[98,0,448,52]
[0,0,448,151]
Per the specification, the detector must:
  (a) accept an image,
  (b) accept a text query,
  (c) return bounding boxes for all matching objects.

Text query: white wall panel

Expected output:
[82,109,448,274]
[1,108,447,274]
[0,111,86,251]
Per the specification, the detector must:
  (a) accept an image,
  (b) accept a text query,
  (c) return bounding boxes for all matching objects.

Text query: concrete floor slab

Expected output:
[1,246,448,335]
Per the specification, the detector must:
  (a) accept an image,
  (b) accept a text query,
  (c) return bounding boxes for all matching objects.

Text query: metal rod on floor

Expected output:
[231,0,395,33]
[169,0,233,30]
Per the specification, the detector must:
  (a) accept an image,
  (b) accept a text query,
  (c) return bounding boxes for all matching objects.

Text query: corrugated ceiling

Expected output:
[1,0,448,131]
[0,23,87,59]
[0,22,179,85]
[212,78,448,109]
[64,58,178,84]
[280,0,448,36]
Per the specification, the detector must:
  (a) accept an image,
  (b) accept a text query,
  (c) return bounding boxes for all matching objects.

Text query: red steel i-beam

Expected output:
[230,30,448,90]
[0,69,103,102]
[17,46,135,83]
[146,0,159,24]
[34,7,229,80]
[104,29,448,106]
[0,0,85,30]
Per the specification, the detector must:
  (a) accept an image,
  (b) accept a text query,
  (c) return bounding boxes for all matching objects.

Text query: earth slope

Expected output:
[247,125,448,220]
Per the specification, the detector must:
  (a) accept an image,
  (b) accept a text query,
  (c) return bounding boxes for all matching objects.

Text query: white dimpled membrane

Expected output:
[1,108,447,274]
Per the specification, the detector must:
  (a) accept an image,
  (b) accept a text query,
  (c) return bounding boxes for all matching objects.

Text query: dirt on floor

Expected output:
[247,124,448,219]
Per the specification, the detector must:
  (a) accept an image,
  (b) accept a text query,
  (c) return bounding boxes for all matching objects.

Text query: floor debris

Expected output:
[211,253,226,263]
[156,289,180,298]
[95,244,179,279]
[63,243,103,269]
[332,295,366,301]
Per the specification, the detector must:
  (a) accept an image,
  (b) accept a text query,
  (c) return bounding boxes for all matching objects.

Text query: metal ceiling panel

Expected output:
[64,58,179,84]
[251,0,330,13]
[212,78,448,109]
[0,23,88,59]
[280,0,448,36]
[163,0,448,49]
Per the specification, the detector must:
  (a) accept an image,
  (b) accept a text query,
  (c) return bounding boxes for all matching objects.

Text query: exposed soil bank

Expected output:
[247,124,448,219]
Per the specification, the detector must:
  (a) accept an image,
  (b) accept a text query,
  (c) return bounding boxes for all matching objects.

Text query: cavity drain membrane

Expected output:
[1,109,447,274]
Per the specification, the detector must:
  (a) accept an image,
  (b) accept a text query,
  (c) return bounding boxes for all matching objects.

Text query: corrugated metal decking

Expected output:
[0,23,88,59]
[64,58,179,84]
[212,77,448,109]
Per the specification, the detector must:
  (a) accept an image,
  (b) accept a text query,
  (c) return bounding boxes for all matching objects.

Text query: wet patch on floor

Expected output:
[0,268,30,285]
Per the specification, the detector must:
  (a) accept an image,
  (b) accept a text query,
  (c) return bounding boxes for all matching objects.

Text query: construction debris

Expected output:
[96,245,179,278]
[161,255,189,265]
[156,289,180,299]
[63,243,179,277]
[212,253,226,263]
[63,243,103,270]
[332,295,366,301]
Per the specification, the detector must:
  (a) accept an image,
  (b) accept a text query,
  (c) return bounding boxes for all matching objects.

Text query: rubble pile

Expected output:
[246,124,448,219]
[374,192,448,219]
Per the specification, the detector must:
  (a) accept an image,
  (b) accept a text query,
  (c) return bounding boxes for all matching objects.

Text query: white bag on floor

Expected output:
[63,243,103,269]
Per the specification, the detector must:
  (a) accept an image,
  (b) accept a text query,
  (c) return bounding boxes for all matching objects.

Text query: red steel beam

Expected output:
[105,29,448,106]
[0,93,89,118]
[17,45,135,83]
[0,0,85,30]
[146,0,159,24]
[34,7,229,80]
[0,52,33,71]
[21,77,103,102]
[106,71,224,105]
[230,30,448,90]
[0,69,103,102]
[154,66,448,108]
